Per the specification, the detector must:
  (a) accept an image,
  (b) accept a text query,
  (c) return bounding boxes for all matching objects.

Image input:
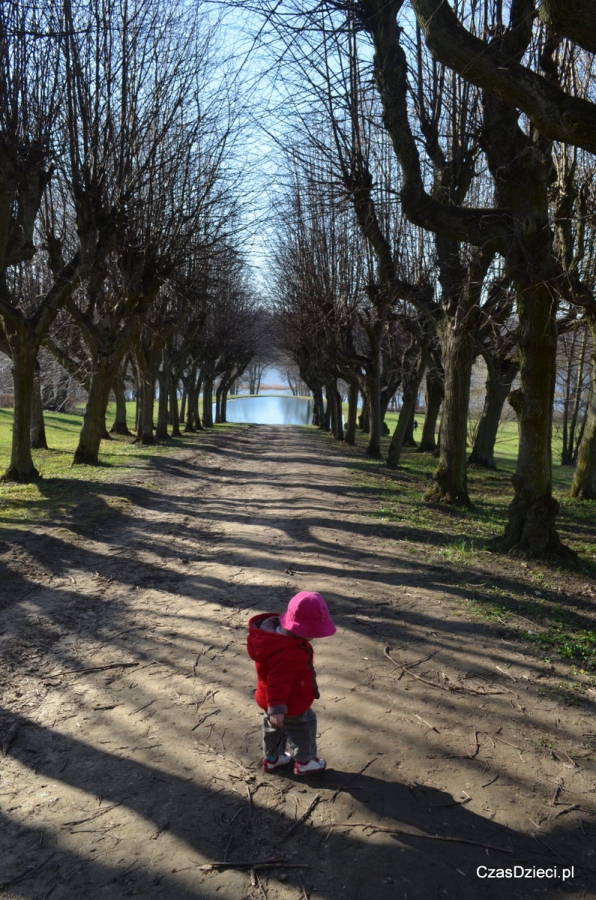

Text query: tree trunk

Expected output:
[2,339,41,482]
[571,313,596,499]
[180,388,187,425]
[419,363,443,452]
[194,376,203,430]
[344,379,359,444]
[170,377,181,437]
[561,325,589,465]
[386,344,427,468]
[30,361,48,451]
[311,385,324,426]
[364,325,383,457]
[155,368,170,440]
[202,376,214,428]
[359,399,370,433]
[328,382,344,441]
[215,380,225,424]
[136,366,156,445]
[73,359,116,465]
[495,282,569,556]
[110,374,132,435]
[468,357,518,469]
[425,318,474,504]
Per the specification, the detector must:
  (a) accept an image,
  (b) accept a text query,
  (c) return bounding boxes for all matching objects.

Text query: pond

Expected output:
[220,396,313,425]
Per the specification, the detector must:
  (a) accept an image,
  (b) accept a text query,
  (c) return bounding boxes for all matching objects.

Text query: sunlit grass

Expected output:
[0,403,196,527]
[332,410,596,673]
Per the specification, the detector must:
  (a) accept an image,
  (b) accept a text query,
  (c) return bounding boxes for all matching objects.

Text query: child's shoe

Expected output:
[294,757,326,775]
[262,754,292,772]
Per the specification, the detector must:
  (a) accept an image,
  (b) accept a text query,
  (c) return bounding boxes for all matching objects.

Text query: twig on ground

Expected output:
[551,749,577,767]
[0,854,55,890]
[414,714,440,733]
[298,875,310,899]
[1,722,19,756]
[330,758,379,802]
[191,709,221,731]
[550,804,580,820]
[196,741,253,777]
[383,647,505,695]
[469,730,480,759]
[495,665,517,682]
[193,646,215,676]
[494,736,523,751]
[482,775,499,788]
[48,662,138,677]
[62,802,123,828]
[344,823,513,854]
[384,647,438,670]
[197,858,308,872]
[277,795,323,844]
[551,780,564,806]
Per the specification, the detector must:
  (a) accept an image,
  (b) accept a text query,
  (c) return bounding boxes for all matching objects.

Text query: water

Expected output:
[221,396,313,425]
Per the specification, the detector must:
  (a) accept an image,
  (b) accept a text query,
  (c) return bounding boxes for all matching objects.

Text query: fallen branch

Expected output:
[414,714,440,733]
[383,648,505,695]
[344,823,513,854]
[330,758,379,802]
[191,709,221,732]
[48,662,138,678]
[469,730,480,759]
[277,795,323,844]
[62,801,123,828]
[198,858,308,872]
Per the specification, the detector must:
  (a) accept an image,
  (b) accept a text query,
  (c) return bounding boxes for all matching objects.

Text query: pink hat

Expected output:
[280,591,336,638]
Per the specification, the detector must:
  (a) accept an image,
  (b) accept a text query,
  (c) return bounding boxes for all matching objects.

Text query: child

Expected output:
[247,591,336,774]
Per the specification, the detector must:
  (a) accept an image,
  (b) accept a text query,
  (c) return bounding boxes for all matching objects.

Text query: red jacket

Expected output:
[247,613,319,716]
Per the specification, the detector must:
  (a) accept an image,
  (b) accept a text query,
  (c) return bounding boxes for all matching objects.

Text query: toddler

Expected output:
[247,591,336,774]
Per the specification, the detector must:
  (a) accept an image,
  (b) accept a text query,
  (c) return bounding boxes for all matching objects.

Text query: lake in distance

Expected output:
[221,396,313,425]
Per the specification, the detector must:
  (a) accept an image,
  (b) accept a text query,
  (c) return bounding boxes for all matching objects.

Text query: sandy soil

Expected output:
[0,424,595,900]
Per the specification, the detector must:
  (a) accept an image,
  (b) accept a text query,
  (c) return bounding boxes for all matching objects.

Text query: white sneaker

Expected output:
[262,754,292,772]
[294,757,326,775]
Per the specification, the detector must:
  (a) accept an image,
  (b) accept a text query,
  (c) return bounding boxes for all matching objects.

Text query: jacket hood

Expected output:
[247,613,306,663]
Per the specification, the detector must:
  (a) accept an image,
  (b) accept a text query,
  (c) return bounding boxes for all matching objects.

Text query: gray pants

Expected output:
[263,708,317,763]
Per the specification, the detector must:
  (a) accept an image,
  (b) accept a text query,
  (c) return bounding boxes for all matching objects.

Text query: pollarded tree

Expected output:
[60,0,237,464]
[322,0,571,556]
[0,0,99,481]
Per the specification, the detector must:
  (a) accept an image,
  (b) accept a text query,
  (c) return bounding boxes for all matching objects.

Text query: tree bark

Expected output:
[571,313,596,499]
[386,342,427,468]
[2,339,41,481]
[170,378,181,437]
[136,363,157,445]
[30,361,48,451]
[73,358,117,465]
[110,373,132,435]
[202,376,214,428]
[419,366,443,452]
[363,322,383,457]
[410,0,596,155]
[424,317,475,504]
[468,357,518,469]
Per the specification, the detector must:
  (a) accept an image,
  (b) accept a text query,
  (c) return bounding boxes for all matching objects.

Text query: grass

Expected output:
[0,403,190,527]
[335,412,596,675]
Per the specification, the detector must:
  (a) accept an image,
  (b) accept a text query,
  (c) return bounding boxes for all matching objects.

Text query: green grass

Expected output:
[334,411,596,675]
[0,403,191,527]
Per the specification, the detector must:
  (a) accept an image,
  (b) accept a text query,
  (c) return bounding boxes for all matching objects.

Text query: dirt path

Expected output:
[0,425,594,899]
